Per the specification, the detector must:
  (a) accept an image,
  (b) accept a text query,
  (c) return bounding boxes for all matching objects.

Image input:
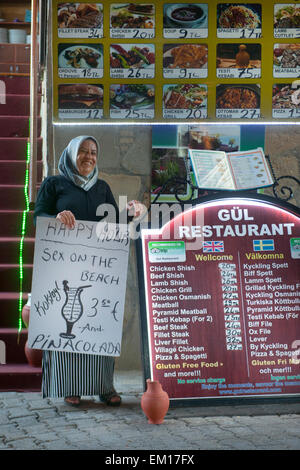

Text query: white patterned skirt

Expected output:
[42,350,115,398]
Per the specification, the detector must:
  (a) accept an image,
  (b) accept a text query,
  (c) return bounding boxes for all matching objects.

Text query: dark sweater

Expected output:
[34,175,121,224]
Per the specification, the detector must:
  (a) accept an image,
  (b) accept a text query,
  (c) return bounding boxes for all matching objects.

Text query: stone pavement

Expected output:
[0,370,300,451]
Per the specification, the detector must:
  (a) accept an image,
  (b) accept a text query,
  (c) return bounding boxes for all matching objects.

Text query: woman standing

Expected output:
[34,135,141,406]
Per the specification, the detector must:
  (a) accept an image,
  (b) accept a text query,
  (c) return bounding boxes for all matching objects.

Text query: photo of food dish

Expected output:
[58,3,103,28]
[163,3,208,28]
[273,44,300,68]
[58,83,103,109]
[163,44,207,69]
[217,3,261,29]
[110,44,155,69]
[274,4,300,28]
[110,84,155,110]
[110,3,154,29]
[272,84,300,109]
[216,85,260,109]
[217,43,261,69]
[58,44,103,69]
[163,84,207,109]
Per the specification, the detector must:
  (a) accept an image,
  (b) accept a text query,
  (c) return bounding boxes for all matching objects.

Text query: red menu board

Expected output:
[139,196,300,402]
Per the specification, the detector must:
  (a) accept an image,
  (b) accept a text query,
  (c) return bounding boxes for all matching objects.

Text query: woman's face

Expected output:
[76,139,97,176]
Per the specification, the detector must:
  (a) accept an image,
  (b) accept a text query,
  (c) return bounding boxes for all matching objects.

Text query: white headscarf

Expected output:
[58,135,99,191]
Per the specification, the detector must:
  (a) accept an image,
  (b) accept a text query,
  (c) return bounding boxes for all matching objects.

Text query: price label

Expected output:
[227,344,243,351]
[272,108,300,118]
[163,28,208,39]
[163,67,207,79]
[217,67,261,79]
[273,66,300,78]
[225,329,242,337]
[222,285,238,292]
[110,108,155,120]
[163,108,207,120]
[58,27,103,38]
[224,314,240,322]
[110,28,154,39]
[216,108,261,119]
[226,336,243,343]
[274,28,300,39]
[224,307,240,314]
[225,321,241,329]
[58,68,103,79]
[110,67,154,79]
[223,292,239,300]
[219,263,236,270]
[59,109,103,120]
[217,27,262,39]
[223,299,239,306]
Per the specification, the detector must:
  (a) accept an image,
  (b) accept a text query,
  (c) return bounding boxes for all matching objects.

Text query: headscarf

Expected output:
[58,135,99,191]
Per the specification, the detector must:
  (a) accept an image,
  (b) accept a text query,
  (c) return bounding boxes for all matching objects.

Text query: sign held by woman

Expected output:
[28,217,130,357]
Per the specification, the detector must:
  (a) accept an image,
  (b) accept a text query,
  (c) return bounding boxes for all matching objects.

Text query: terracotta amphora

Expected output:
[24,340,43,368]
[22,293,42,367]
[141,379,169,424]
[21,293,31,328]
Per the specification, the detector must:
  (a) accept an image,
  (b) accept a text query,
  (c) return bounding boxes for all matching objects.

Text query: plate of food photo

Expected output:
[58,44,103,69]
[110,3,154,29]
[58,3,103,28]
[163,44,207,69]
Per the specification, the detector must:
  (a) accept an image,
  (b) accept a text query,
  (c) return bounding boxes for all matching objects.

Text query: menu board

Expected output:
[52,1,300,121]
[138,196,300,401]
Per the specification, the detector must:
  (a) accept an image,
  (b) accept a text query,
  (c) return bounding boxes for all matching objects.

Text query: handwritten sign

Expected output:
[28,217,130,357]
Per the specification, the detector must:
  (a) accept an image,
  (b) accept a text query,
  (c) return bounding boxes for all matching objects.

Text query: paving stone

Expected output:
[0,423,28,441]
[0,373,299,451]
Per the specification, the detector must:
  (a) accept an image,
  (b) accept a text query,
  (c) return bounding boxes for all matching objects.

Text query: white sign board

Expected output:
[28,217,130,357]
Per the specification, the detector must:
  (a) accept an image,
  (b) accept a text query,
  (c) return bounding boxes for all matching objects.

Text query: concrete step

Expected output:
[0,264,32,292]
[0,211,35,237]
[0,160,42,185]
[0,75,30,94]
[0,116,41,138]
[0,292,28,328]
[0,94,41,116]
[0,137,43,160]
[0,185,40,210]
[0,328,27,363]
[0,237,35,264]
[0,363,42,392]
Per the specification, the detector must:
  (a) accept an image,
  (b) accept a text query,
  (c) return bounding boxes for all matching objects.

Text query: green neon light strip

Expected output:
[18,139,31,334]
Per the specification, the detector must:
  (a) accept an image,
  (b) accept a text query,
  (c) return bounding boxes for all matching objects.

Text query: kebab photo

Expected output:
[110,44,155,69]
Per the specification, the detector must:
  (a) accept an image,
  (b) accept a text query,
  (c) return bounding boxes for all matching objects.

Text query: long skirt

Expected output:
[42,350,115,398]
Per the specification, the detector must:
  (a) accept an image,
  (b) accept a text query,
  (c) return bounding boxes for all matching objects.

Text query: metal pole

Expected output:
[28,0,39,207]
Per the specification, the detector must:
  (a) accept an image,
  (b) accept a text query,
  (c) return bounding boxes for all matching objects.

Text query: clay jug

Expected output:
[21,293,31,328]
[141,379,169,424]
[235,44,250,67]
[24,340,43,368]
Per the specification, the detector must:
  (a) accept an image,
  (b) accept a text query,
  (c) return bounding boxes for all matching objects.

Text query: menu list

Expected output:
[141,199,300,400]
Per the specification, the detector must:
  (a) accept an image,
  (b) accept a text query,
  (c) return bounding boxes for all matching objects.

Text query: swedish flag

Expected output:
[253,239,274,251]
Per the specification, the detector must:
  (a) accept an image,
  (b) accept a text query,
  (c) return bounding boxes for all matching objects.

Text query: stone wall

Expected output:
[51,124,300,371]
[52,125,152,371]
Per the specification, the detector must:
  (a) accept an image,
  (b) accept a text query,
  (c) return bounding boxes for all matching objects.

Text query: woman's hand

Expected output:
[127,200,147,218]
[56,210,76,229]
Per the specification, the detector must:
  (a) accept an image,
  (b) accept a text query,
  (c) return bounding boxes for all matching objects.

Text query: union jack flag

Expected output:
[203,241,224,252]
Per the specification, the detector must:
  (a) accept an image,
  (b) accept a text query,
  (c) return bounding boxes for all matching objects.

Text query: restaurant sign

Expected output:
[138,196,300,402]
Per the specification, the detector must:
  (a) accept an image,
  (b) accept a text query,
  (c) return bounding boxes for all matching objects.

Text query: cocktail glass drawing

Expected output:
[60,280,91,339]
